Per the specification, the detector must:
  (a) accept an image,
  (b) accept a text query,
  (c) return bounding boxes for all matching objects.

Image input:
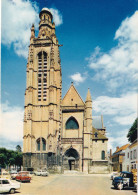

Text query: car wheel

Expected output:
[117,183,123,190]
[10,188,15,194]
[114,184,117,189]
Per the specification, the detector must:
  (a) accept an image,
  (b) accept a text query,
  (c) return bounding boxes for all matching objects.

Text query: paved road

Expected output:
[16,174,136,195]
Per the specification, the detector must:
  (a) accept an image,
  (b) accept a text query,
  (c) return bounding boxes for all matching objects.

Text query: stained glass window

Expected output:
[66,117,79,129]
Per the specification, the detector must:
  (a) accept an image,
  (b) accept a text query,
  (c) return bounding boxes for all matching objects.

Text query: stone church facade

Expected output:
[23,8,109,173]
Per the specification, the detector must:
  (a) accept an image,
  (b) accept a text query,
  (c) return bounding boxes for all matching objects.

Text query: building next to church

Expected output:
[23,8,109,173]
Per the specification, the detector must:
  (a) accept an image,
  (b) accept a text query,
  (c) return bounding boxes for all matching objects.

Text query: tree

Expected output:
[15,153,23,169]
[127,118,137,143]
[16,145,22,152]
[0,148,23,170]
[0,153,7,168]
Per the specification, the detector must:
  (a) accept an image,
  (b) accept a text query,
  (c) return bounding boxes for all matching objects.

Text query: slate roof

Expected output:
[93,116,103,129]
[92,127,108,140]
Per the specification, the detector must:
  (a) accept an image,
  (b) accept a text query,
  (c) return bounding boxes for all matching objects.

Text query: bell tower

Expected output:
[23,8,62,170]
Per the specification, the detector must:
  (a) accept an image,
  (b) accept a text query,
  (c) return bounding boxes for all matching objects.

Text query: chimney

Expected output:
[109,149,112,160]
[110,149,112,156]
[116,146,119,151]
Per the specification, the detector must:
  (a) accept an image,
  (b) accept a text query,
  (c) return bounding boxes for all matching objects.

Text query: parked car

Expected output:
[110,172,120,180]
[0,170,11,179]
[0,178,21,194]
[112,171,134,190]
[34,169,49,176]
[10,170,18,180]
[16,171,31,182]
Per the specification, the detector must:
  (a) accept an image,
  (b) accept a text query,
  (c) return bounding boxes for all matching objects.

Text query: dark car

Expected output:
[112,171,134,190]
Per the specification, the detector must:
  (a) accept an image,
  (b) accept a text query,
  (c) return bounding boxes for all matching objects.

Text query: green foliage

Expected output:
[127,118,137,143]
[16,145,22,152]
[0,147,23,169]
[0,153,7,168]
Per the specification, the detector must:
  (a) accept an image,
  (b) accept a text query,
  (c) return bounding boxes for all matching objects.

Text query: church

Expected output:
[23,8,109,173]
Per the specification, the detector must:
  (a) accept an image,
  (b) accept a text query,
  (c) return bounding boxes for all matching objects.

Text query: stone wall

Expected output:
[89,160,110,173]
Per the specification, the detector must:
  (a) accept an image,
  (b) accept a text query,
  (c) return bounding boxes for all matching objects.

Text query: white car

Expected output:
[10,170,18,180]
[0,178,21,194]
[34,170,49,176]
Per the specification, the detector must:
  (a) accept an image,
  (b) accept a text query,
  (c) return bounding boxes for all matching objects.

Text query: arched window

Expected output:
[101,150,105,160]
[36,138,40,151]
[65,117,79,129]
[36,137,46,151]
[42,138,46,151]
[37,51,47,101]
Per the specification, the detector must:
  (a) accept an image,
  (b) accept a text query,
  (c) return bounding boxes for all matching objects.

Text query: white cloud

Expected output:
[0,101,24,144]
[50,8,63,26]
[87,11,138,91]
[2,0,39,58]
[108,134,128,152]
[70,72,87,85]
[93,92,137,126]
[1,1,63,58]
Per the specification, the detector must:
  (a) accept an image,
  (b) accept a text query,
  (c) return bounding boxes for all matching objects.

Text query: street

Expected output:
[14,173,136,195]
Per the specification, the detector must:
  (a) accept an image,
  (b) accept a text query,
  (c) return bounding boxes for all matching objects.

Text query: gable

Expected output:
[62,84,85,106]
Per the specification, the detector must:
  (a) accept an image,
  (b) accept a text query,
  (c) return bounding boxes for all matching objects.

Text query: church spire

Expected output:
[86,88,92,102]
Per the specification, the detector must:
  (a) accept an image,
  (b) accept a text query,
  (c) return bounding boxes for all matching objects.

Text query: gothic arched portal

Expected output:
[64,148,80,170]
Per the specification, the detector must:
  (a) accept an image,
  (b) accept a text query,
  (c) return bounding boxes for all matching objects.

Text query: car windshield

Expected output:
[120,173,130,178]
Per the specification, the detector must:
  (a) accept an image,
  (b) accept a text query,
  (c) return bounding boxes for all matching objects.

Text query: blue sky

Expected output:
[1,0,138,152]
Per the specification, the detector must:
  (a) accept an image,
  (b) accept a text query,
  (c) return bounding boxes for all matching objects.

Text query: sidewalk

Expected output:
[62,170,111,177]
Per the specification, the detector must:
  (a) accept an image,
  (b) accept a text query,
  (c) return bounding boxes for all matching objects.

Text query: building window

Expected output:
[101,150,105,160]
[36,137,46,151]
[102,140,104,143]
[42,138,46,151]
[134,150,136,159]
[37,51,47,101]
[130,151,132,160]
[95,132,98,138]
[128,152,129,158]
[36,138,40,151]
[65,117,79,129]
[127,165,129,172]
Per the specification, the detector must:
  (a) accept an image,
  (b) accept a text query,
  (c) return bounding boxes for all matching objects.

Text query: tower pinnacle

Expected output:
[86,88,92,102]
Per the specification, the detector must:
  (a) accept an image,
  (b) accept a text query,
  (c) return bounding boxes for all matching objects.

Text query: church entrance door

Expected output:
[68,159,75,170]
[64,148,79,171]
